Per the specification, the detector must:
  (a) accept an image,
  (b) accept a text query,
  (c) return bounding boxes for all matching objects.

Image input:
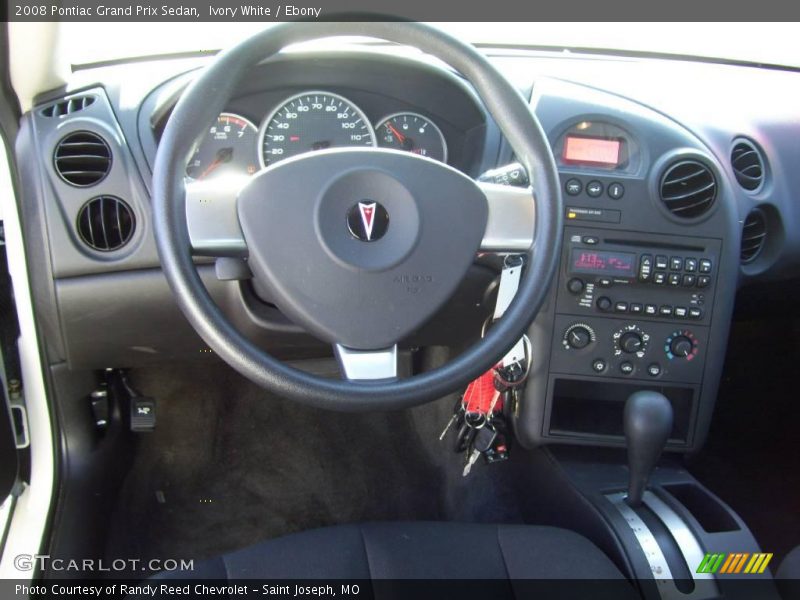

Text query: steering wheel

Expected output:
[152,22,562,411]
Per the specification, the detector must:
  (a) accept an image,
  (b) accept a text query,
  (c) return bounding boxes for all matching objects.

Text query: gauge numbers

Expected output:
[185,113,259,180]
[259,91,376,167]
[376,112,447,163]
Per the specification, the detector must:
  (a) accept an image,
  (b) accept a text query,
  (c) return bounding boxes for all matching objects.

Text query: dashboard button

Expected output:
[567,278,585,295]
[614,301,629,313]
[659,305,674,317]
[586,181,604,197]
[689,308,702,319]
[654,273,666,285]
[682,274,696,287]
[608,182,625,199]
[619,362,634,375]
[674,307,688,318]
[592,359,607,373]
[630,303,643,314]
[565,179,582,196]
[697,276,711,288]
[647,363,662,377]
[684,258,698,272]
[655,255,668,270]
[699,259,713,273]
[668,273,681,286]
[670,257,683,271]
[596,296,613,312]
[645,304,658,316]
[598,278,613,287]
[582,236,600,245]
[638,254,653,282]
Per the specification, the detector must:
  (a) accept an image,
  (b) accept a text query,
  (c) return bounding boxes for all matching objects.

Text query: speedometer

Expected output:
[259,91,376,167]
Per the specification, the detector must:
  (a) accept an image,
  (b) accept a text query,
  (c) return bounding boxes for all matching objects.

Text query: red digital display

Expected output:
[563,135,622,167]
[571,249,636,277]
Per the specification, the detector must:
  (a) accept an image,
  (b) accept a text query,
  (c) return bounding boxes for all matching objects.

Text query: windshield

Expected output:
[60,22,800,69]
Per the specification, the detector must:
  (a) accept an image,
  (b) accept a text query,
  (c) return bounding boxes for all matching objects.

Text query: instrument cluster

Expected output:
[186,89,448,180]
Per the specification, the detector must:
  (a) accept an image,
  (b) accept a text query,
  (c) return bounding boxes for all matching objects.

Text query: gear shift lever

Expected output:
[624,391,673,507]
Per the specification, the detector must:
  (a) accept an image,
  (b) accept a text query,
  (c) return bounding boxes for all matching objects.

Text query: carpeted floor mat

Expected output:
[105,357,528,564]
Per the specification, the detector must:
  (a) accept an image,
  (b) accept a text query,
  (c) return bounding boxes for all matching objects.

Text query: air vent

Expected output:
[41,95,96,118]
[659,160,717,219]
[731,140,765,191]
[77,196,135,252]
[740,209,767,263]
[53,131,112,186]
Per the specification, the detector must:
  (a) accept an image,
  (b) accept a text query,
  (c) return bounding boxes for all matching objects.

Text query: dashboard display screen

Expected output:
[563,135,622,167]
[571,249,636,277]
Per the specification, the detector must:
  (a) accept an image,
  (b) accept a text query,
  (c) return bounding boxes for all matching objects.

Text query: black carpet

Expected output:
[105,357,529,565]
[688,316,800,562]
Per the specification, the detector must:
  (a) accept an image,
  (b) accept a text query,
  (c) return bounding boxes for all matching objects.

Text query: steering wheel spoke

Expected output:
[185,175,249,257]
[334,344,399,381]
[478,181,536,252]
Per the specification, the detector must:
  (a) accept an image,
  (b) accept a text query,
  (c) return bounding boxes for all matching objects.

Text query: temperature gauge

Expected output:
[376,112,447,162]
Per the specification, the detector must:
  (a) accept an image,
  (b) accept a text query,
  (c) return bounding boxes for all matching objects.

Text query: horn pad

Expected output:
[237,149,488,349]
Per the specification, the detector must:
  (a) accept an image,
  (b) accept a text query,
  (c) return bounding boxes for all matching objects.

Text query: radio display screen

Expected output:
[571,249,636,277]
[563,135,622,167]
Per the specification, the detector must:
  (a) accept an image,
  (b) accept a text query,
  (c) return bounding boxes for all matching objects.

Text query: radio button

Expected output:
[645,304,658,316]
[614,301,629,313]
[654,273,666,285]
[581,236,600,245]
[670,257,683,271]
[598,278,613,287]
[655,255,669,270]
[596,296,613,312]
[630,303,643,314]
[668,273,682,286]
[567,278,585,295]
[638,254,653,282]
[689,308,702,319]
[699,259,713,273]
[659,305,674,317]
[674,307,688,318]
[684,258,698,272]
[682,274,697,287]
[697,276,711,288]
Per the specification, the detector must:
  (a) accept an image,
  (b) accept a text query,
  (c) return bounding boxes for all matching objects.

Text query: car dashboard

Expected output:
[16,43,800,454]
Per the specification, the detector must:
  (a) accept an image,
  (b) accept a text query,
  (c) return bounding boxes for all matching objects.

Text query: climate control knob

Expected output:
[619,332,644,354]
[670,336,693,358]
[613,325,649,358]
[563,323,596,350]
[665,330,699,361]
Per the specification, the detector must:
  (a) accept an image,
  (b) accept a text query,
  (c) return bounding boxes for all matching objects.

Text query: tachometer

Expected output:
[259,91,376,167]
[376,112,447,163]
[186,113,259,180]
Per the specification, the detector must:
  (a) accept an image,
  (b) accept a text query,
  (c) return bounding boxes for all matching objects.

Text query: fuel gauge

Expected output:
[376,112,447,163]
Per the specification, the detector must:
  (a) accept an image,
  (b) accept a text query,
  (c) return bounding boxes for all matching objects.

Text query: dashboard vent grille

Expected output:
[741,209,767,263]
[41,95,96,117]
[53,131,112,186]
[731,140,765,191]
[77,196,135,252]
[659,160,717,219]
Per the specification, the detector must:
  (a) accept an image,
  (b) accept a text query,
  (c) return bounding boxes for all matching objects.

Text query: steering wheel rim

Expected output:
[153,22,562,411]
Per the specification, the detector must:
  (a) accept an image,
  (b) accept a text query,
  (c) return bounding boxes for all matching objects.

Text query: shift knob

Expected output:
[624,391,673,507]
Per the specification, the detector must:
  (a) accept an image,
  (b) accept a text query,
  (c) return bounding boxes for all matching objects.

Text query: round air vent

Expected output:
[731,139,765,191]
[77,196,135,252]
[53,131,112,186]
[740,209,767,263]
[659,160,717,219]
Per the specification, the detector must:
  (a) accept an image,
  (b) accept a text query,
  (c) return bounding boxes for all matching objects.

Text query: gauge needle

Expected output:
[387,123,406,143]
[199,147,233,179]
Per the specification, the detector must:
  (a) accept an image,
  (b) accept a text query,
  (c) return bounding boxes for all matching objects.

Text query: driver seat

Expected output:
[153,522,634,587]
